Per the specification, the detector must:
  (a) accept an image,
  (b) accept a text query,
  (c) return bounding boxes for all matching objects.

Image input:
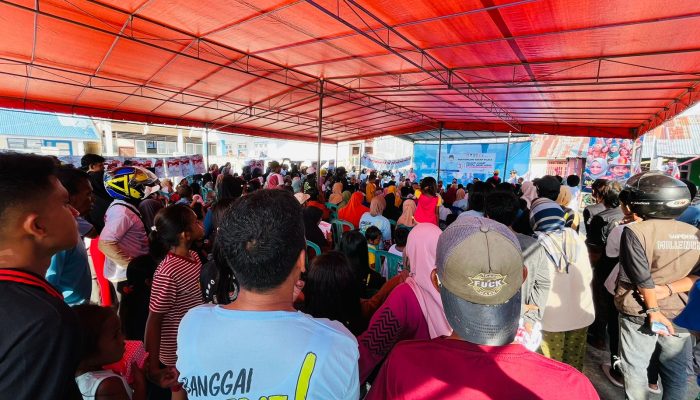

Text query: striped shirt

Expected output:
[149,250,203,366]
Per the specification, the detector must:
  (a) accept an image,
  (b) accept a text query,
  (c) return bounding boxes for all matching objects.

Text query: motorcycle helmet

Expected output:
[619,172,690,219]
[104,166,160,201]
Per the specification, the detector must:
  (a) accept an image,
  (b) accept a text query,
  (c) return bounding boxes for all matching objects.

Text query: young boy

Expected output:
[365,226,382,269]
[46,166,95,306]
[0,153,83,399]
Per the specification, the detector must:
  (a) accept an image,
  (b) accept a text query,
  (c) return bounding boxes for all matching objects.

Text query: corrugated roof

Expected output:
[642,116,700,158]
[0,109,99,140]
[530,135,589,159]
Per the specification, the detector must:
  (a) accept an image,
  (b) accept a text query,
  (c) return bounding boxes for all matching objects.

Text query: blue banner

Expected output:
[413,141,531,184]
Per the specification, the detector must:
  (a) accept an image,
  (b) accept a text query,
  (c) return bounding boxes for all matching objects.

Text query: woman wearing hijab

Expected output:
[396,199,417,228]
[452,188,468,210]
[383,192,402,222]
[338,190,351,209]
[328,182,344,205]
[384,185,402,208]
[359,196,392,245]
[556,185,579,231]
[357,224,451,383]
[338,191,370,228]
[443,183,458,206]
[520,181,538,210]
[303,207,329,252]
[530,198,594,372]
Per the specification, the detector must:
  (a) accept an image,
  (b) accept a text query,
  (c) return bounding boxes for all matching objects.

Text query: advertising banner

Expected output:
[583,138,641,191]
[361,154,412,170]
[413,141,531,183]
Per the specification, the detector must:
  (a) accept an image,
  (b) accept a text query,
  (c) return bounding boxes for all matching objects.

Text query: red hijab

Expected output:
[338,192,369,228]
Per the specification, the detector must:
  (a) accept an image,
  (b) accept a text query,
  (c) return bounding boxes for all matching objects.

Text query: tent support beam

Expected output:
[437,122,443,183]
[317,79,324,186]
[503,131,512,177]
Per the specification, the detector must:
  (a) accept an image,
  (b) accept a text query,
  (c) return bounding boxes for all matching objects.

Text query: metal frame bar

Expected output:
[305,0,521,132]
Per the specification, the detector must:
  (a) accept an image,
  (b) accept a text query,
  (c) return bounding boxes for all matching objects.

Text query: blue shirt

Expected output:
[359,213,392,243]
[176,305,359,400]
[677,204,700,228]
[46,233,92,305]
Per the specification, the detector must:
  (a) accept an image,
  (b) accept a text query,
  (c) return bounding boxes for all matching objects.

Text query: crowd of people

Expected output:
[1,151,699,400]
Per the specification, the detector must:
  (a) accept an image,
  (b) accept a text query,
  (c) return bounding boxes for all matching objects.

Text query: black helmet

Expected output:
[619,172,691,219]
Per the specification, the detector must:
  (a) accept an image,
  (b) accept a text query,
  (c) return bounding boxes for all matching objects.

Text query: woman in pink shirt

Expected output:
[414,177,440,225]
[357,223,451,383]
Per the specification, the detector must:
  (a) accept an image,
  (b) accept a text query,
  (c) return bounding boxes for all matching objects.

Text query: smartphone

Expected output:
[651,321,679,337]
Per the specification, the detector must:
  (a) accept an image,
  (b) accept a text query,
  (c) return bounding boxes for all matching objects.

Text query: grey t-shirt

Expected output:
[516,233,552,326]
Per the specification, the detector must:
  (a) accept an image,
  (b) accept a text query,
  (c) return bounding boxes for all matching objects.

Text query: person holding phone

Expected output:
[615,172,700,400]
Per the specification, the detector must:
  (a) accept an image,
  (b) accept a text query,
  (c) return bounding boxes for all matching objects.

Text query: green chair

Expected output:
[325,202,339,220]
[305,240,322,266]
[330,219,355,249]
[375,250,405,279]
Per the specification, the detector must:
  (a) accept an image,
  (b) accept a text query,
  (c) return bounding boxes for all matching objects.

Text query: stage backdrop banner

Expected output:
[362,154,412,170]
[413,141,531,183]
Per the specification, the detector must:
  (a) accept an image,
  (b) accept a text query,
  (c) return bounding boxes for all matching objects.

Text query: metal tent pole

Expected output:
[317,79,324,187]
[437,123,443,182]
[503,130,512,177]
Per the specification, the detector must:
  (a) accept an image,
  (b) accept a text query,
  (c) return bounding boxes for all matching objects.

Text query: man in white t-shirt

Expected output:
[177,189,359,400]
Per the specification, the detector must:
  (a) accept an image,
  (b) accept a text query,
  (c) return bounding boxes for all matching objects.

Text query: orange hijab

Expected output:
[338,191,369,228]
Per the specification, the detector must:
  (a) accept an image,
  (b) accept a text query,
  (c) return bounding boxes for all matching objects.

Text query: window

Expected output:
[135,140,147,154]
[208,143,217,155]
[185,143,204,155]
[156,141,177,155]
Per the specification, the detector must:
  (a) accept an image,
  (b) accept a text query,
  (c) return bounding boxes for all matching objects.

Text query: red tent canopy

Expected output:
[1,0,699,143]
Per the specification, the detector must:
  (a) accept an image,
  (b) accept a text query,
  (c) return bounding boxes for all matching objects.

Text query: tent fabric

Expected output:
[0,0,699,143]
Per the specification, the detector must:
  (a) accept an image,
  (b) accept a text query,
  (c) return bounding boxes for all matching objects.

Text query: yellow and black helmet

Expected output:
[103,166,159,201]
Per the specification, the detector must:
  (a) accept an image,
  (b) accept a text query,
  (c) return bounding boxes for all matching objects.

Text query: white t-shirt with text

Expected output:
[177,305,360,400]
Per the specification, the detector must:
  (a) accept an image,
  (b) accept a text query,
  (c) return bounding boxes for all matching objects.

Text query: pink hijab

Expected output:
[520,181,538,209]
[404,223,452,338]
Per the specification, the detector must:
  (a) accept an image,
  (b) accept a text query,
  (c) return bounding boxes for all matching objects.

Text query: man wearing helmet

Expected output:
[98,166,159,305]
[614,172,700,399]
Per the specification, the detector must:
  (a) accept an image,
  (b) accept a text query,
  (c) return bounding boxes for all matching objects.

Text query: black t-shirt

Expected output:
[0,269,82,400]
[586,207,624,249]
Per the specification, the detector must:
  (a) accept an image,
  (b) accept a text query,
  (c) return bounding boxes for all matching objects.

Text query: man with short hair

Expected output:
[534,175,561,202]
[366,217,597,399]
[46,167,95,305]
[484,191,551,335]
[0,152,82,399]
[177,189,359,399]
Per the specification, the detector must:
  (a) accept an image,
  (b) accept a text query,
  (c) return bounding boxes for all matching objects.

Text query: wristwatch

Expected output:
[644,307,661,315]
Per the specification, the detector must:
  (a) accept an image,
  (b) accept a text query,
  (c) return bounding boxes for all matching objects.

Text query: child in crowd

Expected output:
[365,226,382,269]
[74,304,146,400]
[383,227,409,278]
[414,177,440,225]
[145,204,204,393]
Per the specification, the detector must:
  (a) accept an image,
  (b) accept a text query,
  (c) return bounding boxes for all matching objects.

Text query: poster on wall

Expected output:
[154,159,165,178]
[191,154,206,174]
[179,156,193,177]
[583,138,641,191]
[413,141,531,183]
[166,158,182,178]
